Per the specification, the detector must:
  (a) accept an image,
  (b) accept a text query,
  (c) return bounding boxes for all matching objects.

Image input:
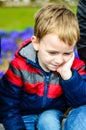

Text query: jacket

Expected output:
[77,0,86,38]
[76,0,86,64]
[0,39,86,130]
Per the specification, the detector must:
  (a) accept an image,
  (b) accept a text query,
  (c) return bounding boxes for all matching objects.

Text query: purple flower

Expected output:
[0,58,3,64]
[0,71,4,78]
[0,37,1,57]
[19,27,34,41]
[1,37,18,60]
[1,37,18,52]
[0,30,9,37]
[10,30,19,39]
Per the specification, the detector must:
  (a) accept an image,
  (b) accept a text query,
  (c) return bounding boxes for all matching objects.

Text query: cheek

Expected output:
[41,54,50,62]
[43,56,52,64]
[64,55,72,62]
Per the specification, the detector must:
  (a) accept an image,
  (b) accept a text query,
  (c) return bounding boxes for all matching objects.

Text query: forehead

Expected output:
[41,34,75,52]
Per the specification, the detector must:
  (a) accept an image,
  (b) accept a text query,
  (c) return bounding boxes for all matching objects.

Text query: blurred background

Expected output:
[0,0,79,79]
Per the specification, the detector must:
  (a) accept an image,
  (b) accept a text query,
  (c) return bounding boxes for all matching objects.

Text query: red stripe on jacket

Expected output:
[11,58,41,74]
[24,82,63,98]
[6,69,23,87]
[72,58,86,75]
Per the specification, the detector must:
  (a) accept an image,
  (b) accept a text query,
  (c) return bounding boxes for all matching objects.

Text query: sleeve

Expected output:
[59,66,86,108]
[0,60,26,130]
[76,0,86,63]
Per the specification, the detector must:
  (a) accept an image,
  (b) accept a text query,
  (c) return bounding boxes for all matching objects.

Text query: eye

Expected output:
[64,53,71,56]
[48,52,57,55]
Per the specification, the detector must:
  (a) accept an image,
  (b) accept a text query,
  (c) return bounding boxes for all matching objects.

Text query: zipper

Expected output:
[41,75,50,108]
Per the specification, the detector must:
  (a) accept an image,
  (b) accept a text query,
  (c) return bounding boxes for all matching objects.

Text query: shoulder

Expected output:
[72,58,85,69]
[72,57,85,70]
[72,58,86,75]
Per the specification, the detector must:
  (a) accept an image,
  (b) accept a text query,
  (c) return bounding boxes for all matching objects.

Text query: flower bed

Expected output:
[0,27,34,78]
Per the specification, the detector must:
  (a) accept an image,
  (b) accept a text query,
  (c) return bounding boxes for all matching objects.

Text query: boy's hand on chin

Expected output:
[57,53,75,80]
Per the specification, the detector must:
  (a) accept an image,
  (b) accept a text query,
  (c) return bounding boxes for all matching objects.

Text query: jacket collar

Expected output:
[19,42,36,64]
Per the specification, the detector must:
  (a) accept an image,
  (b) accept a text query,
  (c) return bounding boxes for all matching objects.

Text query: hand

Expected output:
[57,53,75,80]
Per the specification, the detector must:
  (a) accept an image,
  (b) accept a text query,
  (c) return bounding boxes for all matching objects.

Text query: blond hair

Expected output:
[34,3,80,46]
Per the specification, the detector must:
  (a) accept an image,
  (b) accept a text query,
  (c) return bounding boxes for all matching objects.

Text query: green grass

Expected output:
[0,6,40,31]
[0,5,77,32]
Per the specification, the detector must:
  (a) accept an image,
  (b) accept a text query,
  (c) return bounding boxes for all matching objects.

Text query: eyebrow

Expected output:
[47,50,74,53]
[64,50,74,53]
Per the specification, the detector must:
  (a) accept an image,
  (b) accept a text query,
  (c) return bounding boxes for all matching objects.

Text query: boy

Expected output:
[0,3,86,130]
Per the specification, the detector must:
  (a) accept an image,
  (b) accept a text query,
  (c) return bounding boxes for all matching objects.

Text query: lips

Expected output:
[49,64,60,70]
[52,63,60,67]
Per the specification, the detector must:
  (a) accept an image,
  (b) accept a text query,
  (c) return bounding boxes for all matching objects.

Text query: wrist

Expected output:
[61,70,72,80]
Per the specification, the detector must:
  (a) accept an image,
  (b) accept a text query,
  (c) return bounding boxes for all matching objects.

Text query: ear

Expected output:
[31,36,40,51]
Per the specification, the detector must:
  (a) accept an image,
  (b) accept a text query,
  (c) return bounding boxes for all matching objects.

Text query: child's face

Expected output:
[32,34,75,72]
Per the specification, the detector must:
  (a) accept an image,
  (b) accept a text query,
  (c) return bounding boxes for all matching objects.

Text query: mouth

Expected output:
[52,64,60,67]
[50,64,60,70]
